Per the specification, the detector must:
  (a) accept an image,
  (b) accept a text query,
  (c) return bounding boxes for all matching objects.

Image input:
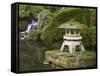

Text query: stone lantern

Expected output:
[58,19,85,54]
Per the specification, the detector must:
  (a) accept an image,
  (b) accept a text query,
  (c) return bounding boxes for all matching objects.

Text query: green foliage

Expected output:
[25,30,41,40]
[49,42,62,50]
[80,50,96,59]
[19,5,30,18]
[19,5,44,19]
[81,26,96,50]
[19,5,46,32]
[41,8,92,42]
[79,51,96,67]
[41,8,96,50]
[19,5,96,50]
[19,19,28,31]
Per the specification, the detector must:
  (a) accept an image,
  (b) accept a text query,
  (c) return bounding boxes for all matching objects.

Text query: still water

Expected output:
[19,39,56,72]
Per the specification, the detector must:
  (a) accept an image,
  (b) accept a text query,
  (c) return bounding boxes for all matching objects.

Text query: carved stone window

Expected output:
[76,30,79,34]
[67,30,69,34]
[71,30,74,34]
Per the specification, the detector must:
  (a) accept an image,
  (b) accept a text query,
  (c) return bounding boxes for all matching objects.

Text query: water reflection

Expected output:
[19,39,55,71]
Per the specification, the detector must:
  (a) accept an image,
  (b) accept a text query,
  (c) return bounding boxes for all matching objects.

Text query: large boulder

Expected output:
[44,50,96,69]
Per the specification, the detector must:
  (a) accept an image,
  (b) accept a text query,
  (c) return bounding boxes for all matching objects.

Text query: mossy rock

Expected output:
[45,50,96,68]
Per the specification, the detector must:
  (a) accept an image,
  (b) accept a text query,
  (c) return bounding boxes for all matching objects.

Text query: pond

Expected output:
[19,39,56,72]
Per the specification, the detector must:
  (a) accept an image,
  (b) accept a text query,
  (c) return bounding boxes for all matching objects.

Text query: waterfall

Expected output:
[26,19,37,33]
[19,19,38,40]
[19,10,50,40]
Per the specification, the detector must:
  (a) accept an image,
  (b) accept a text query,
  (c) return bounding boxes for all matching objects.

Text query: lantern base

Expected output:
[60,40,85,54]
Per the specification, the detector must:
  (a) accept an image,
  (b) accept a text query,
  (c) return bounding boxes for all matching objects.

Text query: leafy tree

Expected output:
[41,8,96,50]
[81,26,96,50]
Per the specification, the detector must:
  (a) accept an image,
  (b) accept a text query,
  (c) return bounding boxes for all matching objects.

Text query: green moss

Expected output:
[45,50,96,68]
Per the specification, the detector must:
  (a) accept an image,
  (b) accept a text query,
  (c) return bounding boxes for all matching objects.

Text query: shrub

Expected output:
[41,8,96,50]
[81,26,96,50]
[19,19,28,31]
[26,30,41,40]
[41,8,92,42]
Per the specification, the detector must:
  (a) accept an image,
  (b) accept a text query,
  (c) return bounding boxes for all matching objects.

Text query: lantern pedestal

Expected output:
[60,39,85,54]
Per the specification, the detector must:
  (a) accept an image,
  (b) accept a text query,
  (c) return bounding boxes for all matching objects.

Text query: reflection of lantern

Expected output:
[58,19,85,54]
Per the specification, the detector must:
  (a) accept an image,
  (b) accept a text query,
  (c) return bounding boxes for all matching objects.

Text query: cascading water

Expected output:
[25,19,37,33]
[19,19,38,40]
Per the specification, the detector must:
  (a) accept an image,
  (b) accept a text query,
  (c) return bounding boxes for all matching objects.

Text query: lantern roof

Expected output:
[58,19,84,30]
